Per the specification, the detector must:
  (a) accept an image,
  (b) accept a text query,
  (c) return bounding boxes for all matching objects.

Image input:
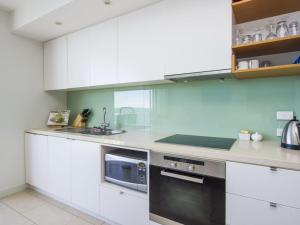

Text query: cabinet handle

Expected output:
[270,167,277,171]
[270,202,277,208]
[120,191,124,195]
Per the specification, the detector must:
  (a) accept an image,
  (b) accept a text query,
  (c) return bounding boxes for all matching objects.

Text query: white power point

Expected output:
[277,111,294,120]
[277,128,284,137]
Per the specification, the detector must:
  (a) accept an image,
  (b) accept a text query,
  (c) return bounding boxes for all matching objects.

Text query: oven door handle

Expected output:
[161,170,204,184]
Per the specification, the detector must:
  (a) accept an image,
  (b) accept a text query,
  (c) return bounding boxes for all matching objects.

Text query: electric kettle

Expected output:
[281,116,300,150]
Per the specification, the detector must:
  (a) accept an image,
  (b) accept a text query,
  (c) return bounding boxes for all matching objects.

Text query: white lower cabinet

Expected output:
[25,134,101,215]
[227,162,300,208]
[100,185,149,225]
[48,136,71,202]
[25,133,49,192]
[226,162,300,225]
[71,140,100,214]
[226,193,300,225]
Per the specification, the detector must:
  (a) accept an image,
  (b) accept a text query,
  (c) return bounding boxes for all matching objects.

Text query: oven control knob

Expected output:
[188,165,195,172]
[170,162,177,168]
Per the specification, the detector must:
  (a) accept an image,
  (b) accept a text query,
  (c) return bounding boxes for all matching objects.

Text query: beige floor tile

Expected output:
[34,192,67,209]
[66,217,93,225]
[63,205,104,225]
[2,191,46,213]
[0,203,33,225]
[22,203,76,225]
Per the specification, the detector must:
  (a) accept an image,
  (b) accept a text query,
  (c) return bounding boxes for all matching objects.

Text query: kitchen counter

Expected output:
[26,128,300,171]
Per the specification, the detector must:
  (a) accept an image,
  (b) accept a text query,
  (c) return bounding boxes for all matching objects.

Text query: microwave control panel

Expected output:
[138,162,147,185]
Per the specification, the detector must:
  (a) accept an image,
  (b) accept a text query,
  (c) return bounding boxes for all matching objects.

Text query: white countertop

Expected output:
[26,128,300,171]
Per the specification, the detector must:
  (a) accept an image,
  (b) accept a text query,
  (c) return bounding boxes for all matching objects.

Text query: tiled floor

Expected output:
[0,189,110,225]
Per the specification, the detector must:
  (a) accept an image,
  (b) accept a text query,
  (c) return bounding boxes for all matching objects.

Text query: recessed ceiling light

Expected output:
[104,0,111,5]
[55,21,63,26]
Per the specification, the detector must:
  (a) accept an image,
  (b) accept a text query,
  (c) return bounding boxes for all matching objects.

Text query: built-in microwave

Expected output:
[105,148,148,193]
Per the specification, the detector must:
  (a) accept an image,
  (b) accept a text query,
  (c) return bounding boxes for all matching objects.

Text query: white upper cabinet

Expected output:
[118,3,165,84]
[44,0,232,90]
[48,136,71,202]
[67,29,91,88]
[163,0,232,75]
[90,19,118,86]
[44,36,68,90]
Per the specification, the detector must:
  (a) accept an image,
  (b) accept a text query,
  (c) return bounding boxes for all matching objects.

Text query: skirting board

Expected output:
[0,184,27,199]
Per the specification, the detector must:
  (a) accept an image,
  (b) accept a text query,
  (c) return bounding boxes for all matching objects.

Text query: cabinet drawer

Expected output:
[226,193,300,225]
[226,162,300,208]
[100,185,149,225]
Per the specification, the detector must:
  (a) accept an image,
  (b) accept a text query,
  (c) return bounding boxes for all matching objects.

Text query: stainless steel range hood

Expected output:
[164,69,232,81]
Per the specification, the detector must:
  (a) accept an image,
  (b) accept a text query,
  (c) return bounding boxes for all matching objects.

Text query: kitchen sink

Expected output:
[54,127,125,136]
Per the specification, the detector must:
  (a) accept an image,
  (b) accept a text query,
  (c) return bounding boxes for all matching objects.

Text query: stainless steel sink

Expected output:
[54,127,125,136]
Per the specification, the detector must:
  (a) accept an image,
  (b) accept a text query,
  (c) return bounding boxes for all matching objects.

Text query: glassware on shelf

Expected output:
[265,23,277,40]
[242,35,253,44]
[260,61,272,67]
[235,28,243,45]
[289,21,299,36]
[276,21,289,38]
[253,33,263,42]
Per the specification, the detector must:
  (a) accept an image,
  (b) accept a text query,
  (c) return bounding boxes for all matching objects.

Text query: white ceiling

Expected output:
[2,0,162,42]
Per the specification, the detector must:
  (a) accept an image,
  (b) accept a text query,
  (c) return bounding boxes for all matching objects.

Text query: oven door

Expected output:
[150,165,225,225]
[105,154,141,190]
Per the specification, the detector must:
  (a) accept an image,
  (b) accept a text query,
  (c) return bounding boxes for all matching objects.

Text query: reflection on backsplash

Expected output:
[67,76,300,140]
[114,90,152,130]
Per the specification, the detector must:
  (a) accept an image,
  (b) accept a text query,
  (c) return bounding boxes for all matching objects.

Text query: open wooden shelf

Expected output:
[233,0,300,24]
[232,64,300,79]
[232,34,300,58]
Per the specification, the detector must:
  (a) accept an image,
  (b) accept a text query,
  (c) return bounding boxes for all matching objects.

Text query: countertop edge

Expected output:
[25,129,300,171]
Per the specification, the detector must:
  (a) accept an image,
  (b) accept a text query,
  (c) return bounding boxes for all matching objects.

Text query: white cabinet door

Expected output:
[226,162,300,208]
[71,140,100,214]
[100,185,149,225]
[44,36,68,90]
[163,0,232,75]
[118,3,165,84]
[48,136,71,202]
[25,133,49,191]
[68,29,91,88]
[90,19,118,86]
[226,193,300,225]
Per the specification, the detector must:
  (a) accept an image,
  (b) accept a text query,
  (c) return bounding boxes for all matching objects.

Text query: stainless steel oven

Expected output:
[150,153,225,225]
[105,148,148,193]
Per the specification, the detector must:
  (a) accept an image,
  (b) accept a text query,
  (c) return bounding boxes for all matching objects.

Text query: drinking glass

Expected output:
[266,24,277,40]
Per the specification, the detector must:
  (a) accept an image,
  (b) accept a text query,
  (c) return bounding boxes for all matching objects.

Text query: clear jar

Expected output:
[289,21,299,35]
[276,21,289,38]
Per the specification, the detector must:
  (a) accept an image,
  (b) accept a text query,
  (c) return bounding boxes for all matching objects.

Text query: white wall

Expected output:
[0,9,66,196]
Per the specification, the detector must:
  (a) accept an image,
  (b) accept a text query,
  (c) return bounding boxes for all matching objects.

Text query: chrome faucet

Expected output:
[100,107,110,130]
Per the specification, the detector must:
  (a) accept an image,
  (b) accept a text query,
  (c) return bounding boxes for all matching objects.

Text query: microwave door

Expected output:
[105,155,140,189]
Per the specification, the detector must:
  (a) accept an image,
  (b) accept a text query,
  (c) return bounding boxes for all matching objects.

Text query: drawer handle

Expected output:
[270,167,278,172]
[120,191,124,195]
[270,202,277,208]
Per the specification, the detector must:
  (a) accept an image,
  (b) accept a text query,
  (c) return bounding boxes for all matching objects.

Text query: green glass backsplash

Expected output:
[67,76,300,140]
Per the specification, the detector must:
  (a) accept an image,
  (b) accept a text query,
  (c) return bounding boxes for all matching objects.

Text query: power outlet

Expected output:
[277,111,294,120]
[277,128,284,137]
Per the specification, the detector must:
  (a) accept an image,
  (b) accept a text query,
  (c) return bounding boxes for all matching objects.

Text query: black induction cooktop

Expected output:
[156,134,236,150]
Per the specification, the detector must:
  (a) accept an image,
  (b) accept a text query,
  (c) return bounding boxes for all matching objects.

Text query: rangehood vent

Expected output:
[164,69,232,81]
